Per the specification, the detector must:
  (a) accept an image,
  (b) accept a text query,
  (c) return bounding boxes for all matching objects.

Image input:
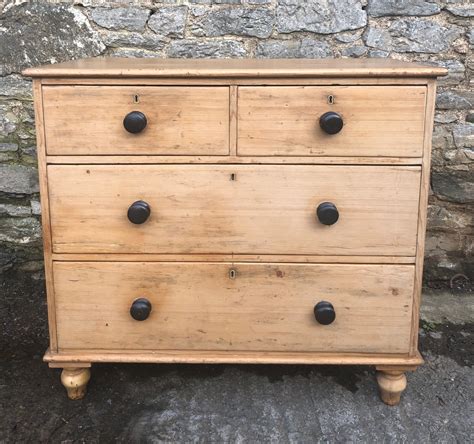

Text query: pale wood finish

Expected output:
[44,348,424,366]
[410,79,437,356]
[45,155,424,165]
[61,367,91,400]
[229,85,238,156]
[49,362,91,369]
[23,57,447,78]
[38,77,434,86]
[51,253,416,264]
[376,369,407,406]
[53,262,415,353]
[42,86,229,155]
[32,80,58,352]
[48,164,421,256]
[238,86,426,157]
[24,58,445,402]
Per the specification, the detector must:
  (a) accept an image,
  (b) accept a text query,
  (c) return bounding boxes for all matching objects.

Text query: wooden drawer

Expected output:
[54,262,414,353]
[238,86,426,157]
[48,164,421,256]
[42,86,230,155]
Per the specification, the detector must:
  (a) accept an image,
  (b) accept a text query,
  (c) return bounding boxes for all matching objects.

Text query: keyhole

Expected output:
[230,173,236,181]
[133,94,140,104]
[229,268,237,279]
[327,95,335,105]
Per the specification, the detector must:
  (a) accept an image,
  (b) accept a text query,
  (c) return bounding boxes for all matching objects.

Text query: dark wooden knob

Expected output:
[127,200,150,224]
[317,202,339,225]
[123,111,147,133]
[130,298,152,321]
[314,301,336,325]
[319,111,343,135]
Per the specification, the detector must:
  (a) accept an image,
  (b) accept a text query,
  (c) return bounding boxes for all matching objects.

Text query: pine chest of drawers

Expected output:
[24,58,446,405]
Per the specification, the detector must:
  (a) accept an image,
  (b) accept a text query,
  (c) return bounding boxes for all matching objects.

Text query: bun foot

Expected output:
[61,367,91,400]
[376,370,407,406]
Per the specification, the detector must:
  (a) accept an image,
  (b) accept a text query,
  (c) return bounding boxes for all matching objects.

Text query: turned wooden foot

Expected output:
[60,367,91,400]
[376,369,407,406]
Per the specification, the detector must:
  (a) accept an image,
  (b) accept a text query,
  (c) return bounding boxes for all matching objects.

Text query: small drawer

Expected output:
[238,86,426,157]
[54,262,414,353]
[42,86,230,155]
[48,164,421,256]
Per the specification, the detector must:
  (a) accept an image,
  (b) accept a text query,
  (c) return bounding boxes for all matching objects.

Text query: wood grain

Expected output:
[45,155,423,166]
[38,78,433,87]
[23,57,447,78]
[238,86,426,157]
[32,80,58,352]
[53,262,415,353]
[48,164,421,256]
[51,253,416,264]
[42,86,229,155]
[410,79,437,355]
[44,348,424,366]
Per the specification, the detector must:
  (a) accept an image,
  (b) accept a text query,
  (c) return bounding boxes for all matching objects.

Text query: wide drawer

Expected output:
[238,86,426,157]
[42,86,230,155]
[54,262,414,353]
[48,165,421,256]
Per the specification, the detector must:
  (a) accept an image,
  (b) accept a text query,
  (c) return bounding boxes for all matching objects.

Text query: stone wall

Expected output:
[0,0,472,285]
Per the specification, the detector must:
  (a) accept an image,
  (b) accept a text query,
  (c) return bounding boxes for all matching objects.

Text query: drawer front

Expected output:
[42,86,230,155]
[54,262,414,353]
[48,165,421,256]
[238,86,426,157]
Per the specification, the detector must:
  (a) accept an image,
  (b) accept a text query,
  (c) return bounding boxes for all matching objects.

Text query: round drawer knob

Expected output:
[123,111,147,134]
[317,202,339,226]
[130,298,152,321]
[314,301,336,325]
[319,111,343,135]
[127,200,151,224]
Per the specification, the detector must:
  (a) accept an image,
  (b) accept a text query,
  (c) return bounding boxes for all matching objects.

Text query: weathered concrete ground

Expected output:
[1,271,472,443]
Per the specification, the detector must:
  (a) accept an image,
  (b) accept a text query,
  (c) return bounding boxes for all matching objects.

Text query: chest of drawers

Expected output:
[24,58,446,405]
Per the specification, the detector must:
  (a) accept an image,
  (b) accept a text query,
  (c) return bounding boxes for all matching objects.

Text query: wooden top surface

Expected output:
[23,57,447,78]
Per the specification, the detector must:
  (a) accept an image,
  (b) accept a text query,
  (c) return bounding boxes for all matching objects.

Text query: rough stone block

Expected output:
[364,27,391,49]
[432,169,474,204]
[446,5,474,18]
[191,7,274,38]
[0,165,39,195]
[256,39,332,58]
[167,39,247,58]
[364,19,463,53]
[148,6,188,37]
[0,103,19,136]
[109,48,163,58]
[427,205,470,231]
[434,111,458,124]
[368,0,440,17]
[0,3,104,76]
[0,204,32,217]
[335,30,364,43]
[30,200,42,216]
[341,45,368,57]
[90,7,150,31]
[0,217,42,244]
[453,124,474,149]
[0,143,18,153]
[276,0,367,34]
[101,31,167,50]
[0,76,32,99]
[436,91,473,110]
